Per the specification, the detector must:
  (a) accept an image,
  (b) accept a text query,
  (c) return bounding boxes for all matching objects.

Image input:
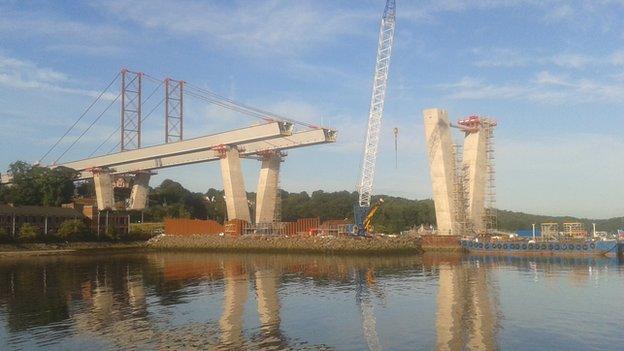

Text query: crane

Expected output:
[352,0,396,236]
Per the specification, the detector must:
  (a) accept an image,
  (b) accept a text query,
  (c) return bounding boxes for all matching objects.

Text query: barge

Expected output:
[460,237,618,257]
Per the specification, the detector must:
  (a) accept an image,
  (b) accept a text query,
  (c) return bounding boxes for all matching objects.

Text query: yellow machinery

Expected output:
[363,199,384,234]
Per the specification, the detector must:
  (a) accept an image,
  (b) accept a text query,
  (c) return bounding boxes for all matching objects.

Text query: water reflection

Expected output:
[432,255,499,351]
[0,252,620,350]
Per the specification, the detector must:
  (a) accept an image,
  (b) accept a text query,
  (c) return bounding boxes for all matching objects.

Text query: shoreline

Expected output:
[0,241,147,257]
[0,235,425,256]
[148,235,424,255]
[0,234,477,257]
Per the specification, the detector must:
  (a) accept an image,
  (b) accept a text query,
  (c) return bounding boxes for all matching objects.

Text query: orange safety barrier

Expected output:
[164,218,224,236]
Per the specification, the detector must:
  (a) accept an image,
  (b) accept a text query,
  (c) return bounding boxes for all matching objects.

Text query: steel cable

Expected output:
[40,72,120,163]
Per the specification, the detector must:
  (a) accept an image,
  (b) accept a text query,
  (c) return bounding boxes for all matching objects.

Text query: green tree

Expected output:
[57,219,89,241]
[104,222,119,241]
[3,161,77,206]
[18,223,39,242]
[6,161,42,205]
[38,167,77,207]
[75,179,95,198]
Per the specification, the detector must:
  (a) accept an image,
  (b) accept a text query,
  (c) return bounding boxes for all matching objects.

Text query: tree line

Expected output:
[1,161,622,234]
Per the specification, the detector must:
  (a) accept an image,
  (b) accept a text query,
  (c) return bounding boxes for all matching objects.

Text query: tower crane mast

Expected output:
[353,0,396,236]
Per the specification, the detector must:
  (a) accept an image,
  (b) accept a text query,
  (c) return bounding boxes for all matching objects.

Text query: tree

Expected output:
[0,183,7,203]
[2,161,77,206]
[6,161,42,205]
[58,219,89,241]
[104,222,119,241]
[18,223,39,242]
[75,179,95,198]
[38,167,77,207]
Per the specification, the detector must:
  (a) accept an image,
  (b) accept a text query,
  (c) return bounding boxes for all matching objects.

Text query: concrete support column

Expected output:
[255,153,281,223]
[423,108,457,235]
[463,130,487,234]
[129,172,151,211]
[219,146,251,222]
[92,168,115,210]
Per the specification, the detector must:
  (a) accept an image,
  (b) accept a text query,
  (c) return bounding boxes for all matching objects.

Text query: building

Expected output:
[0,201,130,239]
[0,204,83,236]
[63,201,129,237]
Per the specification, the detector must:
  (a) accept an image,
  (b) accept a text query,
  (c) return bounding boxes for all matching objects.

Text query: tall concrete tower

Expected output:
[461,125,488,233]
[458,116,497,234]
[424,110,497,236]
[423,108,458,235]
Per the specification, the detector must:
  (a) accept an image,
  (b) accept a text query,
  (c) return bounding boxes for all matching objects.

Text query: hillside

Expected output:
[141,179,623,234]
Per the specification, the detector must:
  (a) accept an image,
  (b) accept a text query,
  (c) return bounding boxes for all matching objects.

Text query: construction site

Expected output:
[0,0,506,245]
[423,109,498,237]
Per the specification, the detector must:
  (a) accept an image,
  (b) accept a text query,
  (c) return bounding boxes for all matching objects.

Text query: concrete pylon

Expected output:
[423,108,457,235]
[128,172,151,211]
[92,168,115,210]
[219,146,251,222]
[462,130,487,234]
[255,153,281,223]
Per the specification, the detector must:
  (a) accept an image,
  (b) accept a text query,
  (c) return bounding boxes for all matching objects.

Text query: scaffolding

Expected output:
[452,144,471,235]
[563,222,587,238]
[541,223,559,241]
[482,119,497,234]
[274,160,283,223]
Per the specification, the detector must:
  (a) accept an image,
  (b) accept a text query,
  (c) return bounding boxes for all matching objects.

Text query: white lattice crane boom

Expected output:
[358,0,396,208]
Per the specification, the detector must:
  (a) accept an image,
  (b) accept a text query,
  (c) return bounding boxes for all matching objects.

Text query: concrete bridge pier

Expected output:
[92,167,115,210]
[219,146,251,222]
[255,152,282,223]
[128,172,151,211]
[462,130,487,234]
[423,108,457,235]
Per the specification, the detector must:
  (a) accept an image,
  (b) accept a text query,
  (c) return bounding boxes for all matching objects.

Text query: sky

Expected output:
[1,0,623,219]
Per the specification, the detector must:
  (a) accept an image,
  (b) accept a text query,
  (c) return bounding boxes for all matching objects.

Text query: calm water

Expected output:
[0,252,622,351]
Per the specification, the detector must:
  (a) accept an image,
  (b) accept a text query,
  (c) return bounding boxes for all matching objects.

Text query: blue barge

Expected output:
[460,238,618,257]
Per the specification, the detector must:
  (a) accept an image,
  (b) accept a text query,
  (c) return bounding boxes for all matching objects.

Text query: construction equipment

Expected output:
[363,198,384,234]
[352,0,396,236]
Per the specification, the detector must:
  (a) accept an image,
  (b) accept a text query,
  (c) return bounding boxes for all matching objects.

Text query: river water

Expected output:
[0,251,622,350]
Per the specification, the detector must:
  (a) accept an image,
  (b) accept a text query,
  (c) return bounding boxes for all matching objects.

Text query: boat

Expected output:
[460,237,618,257]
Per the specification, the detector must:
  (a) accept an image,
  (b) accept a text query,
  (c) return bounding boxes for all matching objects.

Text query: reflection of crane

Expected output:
[353,0,396,236]
[355,268,384,351]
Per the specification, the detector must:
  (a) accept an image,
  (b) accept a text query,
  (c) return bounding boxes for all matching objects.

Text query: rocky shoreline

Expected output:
[0,235,426,256]
[0,242,147,256]
[147,234,423,255]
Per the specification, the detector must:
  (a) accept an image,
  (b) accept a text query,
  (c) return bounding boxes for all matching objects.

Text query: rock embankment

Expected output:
[0,242,147,256]
[148,234,422,255]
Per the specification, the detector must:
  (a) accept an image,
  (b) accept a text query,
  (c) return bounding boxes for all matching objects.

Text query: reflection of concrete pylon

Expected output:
[255,270,281,331]
[219,264,248,349]
[254,269,283,348]
[467,268,497,350]
[435,263,498,351]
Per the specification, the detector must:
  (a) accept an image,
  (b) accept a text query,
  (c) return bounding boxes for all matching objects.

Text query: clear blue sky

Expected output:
[1,0,623,219]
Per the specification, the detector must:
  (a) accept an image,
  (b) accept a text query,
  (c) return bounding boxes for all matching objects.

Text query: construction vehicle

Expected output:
[361,198,384,234]
[351,0,396,236]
